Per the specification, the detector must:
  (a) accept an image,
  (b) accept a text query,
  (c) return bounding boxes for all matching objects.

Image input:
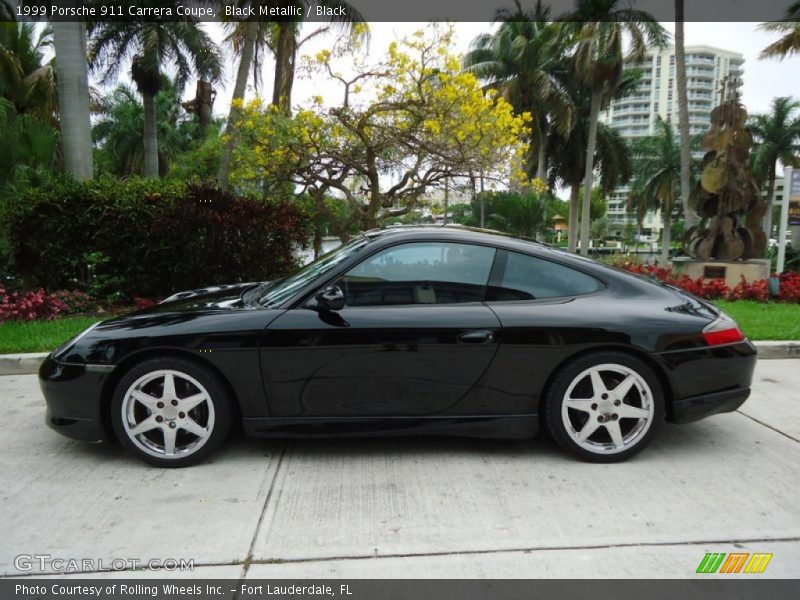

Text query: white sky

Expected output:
[196,22,800,119]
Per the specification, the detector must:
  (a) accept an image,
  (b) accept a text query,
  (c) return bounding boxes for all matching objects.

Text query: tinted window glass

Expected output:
[339,242,495,306]
[487,251,602,301]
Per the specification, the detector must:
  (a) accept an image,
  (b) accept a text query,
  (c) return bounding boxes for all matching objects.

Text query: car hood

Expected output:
[136,282,263,314]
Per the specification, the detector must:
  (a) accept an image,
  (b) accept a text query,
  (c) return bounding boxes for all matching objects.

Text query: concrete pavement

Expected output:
[1,360,798,579]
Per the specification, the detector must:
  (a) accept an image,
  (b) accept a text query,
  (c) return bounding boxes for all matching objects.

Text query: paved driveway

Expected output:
[1,360,798,579]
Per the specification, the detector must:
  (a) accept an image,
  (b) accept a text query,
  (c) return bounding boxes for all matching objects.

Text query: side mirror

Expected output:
[315,285,345,312]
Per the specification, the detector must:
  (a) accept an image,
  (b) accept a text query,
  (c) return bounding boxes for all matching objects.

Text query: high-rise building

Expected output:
[600,45,745,238]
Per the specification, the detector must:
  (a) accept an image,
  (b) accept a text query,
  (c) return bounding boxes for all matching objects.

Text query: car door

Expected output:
[260,241,501,417]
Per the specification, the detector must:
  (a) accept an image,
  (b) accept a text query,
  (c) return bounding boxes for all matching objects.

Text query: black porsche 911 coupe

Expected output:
[40,226,757,466]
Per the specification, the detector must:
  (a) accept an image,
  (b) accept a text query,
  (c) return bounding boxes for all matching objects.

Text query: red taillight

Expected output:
[702,316,745,346]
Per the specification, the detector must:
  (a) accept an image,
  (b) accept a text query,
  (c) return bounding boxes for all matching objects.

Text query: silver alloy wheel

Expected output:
[560,363,654,455]
[121,369,215,460]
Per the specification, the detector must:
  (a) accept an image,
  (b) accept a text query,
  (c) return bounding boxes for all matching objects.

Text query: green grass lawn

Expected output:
[0,316,103,354]
[714,301,800,341]
[0,301,798,354]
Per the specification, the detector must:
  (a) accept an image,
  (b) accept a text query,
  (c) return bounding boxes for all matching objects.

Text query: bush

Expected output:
[0,287,66,323]
[3,176,308,299]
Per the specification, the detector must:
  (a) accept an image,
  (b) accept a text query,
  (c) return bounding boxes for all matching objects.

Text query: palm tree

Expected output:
[52,18,93,180]
[0,18,57,123]
[547,70,634,252]
[0,97,58,193]
[271,1,365,114]
[749,97,800,239]
[93,81,206,177]
[759,2,800,60]
[561,0,667,254]
[628,116,687,263]
[89,17,222,178]
[463,0,573,181]
[674,0,695,230]
[487,191,548,238]
[218,3,275,189]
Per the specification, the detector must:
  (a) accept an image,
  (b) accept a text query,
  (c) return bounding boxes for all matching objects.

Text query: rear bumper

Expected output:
[658,340,757,424]
[671,387,750,424]
[39,355,111,442]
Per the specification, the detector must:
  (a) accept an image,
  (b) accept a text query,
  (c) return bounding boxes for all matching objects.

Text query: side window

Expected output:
[487,251,603,301]
[338,242,496,306]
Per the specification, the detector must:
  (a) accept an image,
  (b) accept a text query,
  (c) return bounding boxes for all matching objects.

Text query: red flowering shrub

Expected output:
[726,276,769,302]
[777,272,800,302]
[0,287,67,323]
[133,297,157,310]
[52,290,94,315]
[612,258,800,303]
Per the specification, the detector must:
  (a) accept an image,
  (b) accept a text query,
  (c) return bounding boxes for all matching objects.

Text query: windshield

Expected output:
[259,237,370,307]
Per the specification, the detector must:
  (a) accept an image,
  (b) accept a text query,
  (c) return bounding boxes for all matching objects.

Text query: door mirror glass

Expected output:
[315,285,345,311]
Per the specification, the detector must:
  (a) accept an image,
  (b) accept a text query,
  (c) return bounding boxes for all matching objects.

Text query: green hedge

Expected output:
[3,176,308,299]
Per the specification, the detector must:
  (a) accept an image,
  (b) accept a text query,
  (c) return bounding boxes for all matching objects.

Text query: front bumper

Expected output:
[39,355,112,442]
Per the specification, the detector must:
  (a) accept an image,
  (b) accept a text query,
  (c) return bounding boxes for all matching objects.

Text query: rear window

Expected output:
[487,251,603,301]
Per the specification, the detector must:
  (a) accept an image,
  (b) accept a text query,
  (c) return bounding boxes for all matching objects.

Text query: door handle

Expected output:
[457,330,496,344]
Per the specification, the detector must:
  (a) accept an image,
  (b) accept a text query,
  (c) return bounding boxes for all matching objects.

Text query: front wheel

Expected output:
[544,352,664,463]
[111,357,232,467]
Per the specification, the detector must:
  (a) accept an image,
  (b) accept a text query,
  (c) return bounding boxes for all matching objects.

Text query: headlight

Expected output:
[52,322,101,360]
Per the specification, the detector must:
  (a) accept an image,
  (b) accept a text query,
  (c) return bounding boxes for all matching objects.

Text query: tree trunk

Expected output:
[674,0,696,231]
[579,90,602,255]
[442,178,449,226]
[763,161,777,241]
[661,198,672,264]
[52,19,93,180]
[536,134,547,182]
[142,91,159,178]
[273,22,297,115]
[568,183,580,253]
[479,173,485,228]
[218,19,257,190]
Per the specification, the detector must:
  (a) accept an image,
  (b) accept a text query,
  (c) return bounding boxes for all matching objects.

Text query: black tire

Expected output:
[111,357,232,468]
[544,351,664,463]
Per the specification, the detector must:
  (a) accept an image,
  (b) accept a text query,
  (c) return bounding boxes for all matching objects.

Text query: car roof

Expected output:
[362,224,548,250]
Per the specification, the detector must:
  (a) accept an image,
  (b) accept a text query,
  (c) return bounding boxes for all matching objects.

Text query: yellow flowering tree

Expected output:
[230,25,531,237]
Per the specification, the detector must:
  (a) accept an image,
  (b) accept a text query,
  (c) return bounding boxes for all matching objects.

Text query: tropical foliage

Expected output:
[628,116,688,262]
[748,97,800,237]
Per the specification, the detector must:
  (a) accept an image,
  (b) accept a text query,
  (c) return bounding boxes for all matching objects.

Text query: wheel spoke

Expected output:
[131,390,159,409]
[618,403,650,420]
[162,426,177,455]
[589,370,607,396]
[612,374,636,400]
[180,417,208,439]
[565,398,594,413]
[181,393,207,412]
[161,373,176,400]
[130,415,159,436]
[577,418,601,442]
[605,421,625,448]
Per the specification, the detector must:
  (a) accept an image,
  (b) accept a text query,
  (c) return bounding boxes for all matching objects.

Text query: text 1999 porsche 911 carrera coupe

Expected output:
[40,226,757,466]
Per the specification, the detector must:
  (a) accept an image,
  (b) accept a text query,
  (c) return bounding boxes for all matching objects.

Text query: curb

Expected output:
[1,341,799,376]
[0,352,49,376]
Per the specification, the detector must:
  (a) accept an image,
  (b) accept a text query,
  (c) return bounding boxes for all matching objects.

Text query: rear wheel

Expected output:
[111,357,231,467]
[544,352,664,462]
